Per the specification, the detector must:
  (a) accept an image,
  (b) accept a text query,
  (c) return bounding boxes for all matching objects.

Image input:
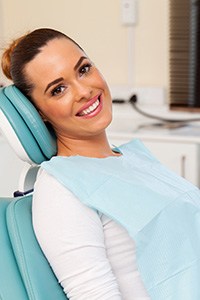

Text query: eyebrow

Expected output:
[74,56,88,71]
[44,77,64,94]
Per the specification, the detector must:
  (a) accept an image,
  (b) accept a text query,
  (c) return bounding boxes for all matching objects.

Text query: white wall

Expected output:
[134,0,169,89]
[0,0,169,89]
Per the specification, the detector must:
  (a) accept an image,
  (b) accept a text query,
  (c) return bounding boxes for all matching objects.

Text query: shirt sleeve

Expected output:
[101,215,150,299]
[32,170,122,300]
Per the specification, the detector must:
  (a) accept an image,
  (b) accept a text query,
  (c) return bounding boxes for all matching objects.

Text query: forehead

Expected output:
[40,37,84,58]
[25,38,86,85]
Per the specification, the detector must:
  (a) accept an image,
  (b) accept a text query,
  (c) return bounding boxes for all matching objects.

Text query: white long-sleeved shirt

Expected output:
[32,170,150,300]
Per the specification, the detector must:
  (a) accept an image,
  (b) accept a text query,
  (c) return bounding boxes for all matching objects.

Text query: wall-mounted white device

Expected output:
[121,0,137,26]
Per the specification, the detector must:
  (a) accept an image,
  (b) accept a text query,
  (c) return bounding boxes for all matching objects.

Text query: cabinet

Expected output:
[108,132,200,186]
[107,103,200,187]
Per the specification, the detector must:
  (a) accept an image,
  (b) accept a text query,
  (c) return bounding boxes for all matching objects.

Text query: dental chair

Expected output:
[0,85,67,299]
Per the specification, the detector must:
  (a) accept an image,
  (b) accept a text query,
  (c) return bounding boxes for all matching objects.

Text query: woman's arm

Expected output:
[32,170,121,299]
[101,215,150,299]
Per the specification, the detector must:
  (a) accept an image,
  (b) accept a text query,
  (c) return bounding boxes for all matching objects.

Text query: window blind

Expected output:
[169,0,200,109]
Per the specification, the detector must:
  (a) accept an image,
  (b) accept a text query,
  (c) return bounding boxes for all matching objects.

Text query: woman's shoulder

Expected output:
[34,168,61,189]
[32,168,102,228]
[33,168,73,202]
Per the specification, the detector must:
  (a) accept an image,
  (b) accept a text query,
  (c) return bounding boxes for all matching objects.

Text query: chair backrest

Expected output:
[0,84,57,193]
[0,85,57,165]
[0,85,67,299]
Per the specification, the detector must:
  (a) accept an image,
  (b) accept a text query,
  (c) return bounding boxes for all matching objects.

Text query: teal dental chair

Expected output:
[0,86,67,299]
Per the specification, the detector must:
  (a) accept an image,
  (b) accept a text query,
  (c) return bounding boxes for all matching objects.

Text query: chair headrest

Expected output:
[0,85,57,165]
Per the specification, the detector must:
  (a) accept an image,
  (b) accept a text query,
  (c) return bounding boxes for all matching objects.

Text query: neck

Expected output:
[56,131,117,158]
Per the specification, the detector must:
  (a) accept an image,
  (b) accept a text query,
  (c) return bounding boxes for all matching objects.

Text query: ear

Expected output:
[38,110,48,123]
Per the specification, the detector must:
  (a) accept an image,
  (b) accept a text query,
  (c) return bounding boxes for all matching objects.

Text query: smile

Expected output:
[76,96,101,117]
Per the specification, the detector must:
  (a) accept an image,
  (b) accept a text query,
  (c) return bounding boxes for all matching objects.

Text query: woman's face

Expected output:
[25,38,112,141]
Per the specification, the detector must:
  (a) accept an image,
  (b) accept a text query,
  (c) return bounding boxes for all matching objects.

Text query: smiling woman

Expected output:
[23,36,113,157]
[2,28,200,300]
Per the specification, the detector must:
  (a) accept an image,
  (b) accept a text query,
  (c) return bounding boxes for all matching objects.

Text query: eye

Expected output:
[79,63,92,76]
[51,85,67,97]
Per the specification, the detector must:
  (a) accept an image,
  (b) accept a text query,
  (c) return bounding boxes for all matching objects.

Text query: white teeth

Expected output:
[80,99,100,116]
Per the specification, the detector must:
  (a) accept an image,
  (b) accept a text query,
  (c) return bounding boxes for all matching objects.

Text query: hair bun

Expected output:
[1,36,26,81]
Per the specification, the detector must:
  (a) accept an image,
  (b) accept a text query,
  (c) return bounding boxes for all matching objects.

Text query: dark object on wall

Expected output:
[169,0,200,111]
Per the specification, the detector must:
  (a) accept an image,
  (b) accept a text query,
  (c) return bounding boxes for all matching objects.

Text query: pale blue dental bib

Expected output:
[41,139,200,299]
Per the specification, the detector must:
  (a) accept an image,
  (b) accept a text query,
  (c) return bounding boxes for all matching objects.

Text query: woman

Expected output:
[1,28,200,300]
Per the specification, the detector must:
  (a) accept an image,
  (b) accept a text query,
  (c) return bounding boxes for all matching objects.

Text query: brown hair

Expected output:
[1,28,83,98]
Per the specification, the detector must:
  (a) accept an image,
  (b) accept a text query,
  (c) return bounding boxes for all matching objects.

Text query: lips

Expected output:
[76,94,101,117]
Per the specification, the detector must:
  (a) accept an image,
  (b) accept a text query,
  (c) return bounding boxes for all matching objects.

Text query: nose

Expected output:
[73,81,92,102]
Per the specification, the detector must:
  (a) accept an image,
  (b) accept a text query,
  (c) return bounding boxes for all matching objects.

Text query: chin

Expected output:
[96,113,112,132]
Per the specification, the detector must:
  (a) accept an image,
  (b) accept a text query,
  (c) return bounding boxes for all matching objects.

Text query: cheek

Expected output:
[92,69,108,87]
[31,91,73,124]
[47,105,71,120]
[37,102,71,124]
[98,75,111,98]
